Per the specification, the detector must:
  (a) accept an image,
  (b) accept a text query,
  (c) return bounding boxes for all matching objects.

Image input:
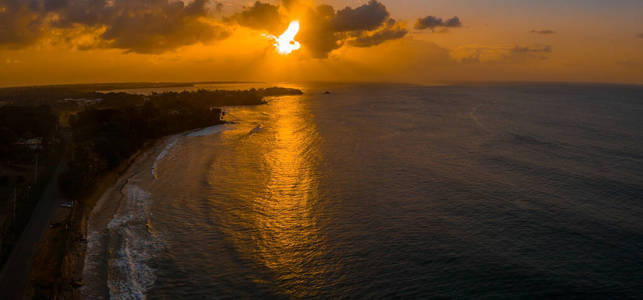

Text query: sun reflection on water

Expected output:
[221,93,332,297]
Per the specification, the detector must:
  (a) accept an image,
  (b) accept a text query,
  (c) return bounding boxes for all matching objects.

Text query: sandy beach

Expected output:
[80,124,229,299]
[79,134,178,299]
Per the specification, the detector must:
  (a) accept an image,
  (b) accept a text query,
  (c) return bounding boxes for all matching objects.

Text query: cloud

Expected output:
[530,29,556,35]
[0,0,230,53]
[637,33,643,39]
[451,45,552,64]
[311,1,404,57]
[227,1,284,33]
[415,16,462,31]
[0,0,48,47]
[511,45,552,54]
[99,0,229,53]
[0,0,444,58]
[298,4,346,58]
[503,45,552,62]
[348,19,408,48]
[230,0,407,58]
[332,0,390,32]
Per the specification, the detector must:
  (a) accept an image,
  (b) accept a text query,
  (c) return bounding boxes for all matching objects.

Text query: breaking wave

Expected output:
[152,137,179,179]
[106,183,161,300]
[187,124,231,137]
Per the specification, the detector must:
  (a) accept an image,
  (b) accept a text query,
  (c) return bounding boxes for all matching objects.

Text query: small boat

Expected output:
[250,124,264,134]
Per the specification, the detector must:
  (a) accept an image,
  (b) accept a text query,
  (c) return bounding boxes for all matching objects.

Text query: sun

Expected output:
[265,21,301,55]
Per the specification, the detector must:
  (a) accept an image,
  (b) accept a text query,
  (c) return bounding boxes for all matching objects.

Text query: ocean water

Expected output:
[84,83,643,299]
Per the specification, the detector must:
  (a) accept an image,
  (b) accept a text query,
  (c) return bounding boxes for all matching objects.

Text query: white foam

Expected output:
[106,184,160,300]
[153,125,232,179]
[152,137,178,179]
[187,124,231,137]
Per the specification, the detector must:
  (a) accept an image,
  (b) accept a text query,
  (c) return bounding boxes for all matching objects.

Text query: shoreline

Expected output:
[46,123,229,299]
[81,132,183,299]
[26,135,172,299]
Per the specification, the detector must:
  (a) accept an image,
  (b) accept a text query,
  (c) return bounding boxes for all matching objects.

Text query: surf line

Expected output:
[151,124,233,179]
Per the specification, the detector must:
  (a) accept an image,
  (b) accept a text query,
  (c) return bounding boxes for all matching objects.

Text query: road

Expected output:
[0,136,69,299]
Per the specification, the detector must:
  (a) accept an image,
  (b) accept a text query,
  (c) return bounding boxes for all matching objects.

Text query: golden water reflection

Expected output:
[244,94,329,297]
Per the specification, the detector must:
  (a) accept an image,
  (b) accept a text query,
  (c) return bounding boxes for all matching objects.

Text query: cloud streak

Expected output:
[530,29,556,35]
[415,16,462,31]
[348,19,408,48]
[511,45,552,54]
[452,45,552,64]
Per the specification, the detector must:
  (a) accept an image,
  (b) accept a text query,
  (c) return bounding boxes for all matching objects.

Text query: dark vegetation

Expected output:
[0,106,59,264]
[0,106,57,159]
[0,84,302,272]
[59,87,302,198]
[0,82,258,106]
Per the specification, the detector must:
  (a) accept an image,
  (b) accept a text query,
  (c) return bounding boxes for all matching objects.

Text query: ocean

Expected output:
[82,83,643,298]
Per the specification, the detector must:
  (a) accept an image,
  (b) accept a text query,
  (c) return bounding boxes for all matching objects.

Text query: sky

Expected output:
[0,0,642,86]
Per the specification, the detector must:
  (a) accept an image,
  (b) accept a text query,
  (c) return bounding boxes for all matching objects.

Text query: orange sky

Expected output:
[0,0,642,86]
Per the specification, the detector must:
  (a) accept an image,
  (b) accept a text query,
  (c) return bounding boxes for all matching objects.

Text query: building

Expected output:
[14,137,43,150]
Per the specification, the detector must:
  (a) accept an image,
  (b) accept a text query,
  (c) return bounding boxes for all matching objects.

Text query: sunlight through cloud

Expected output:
[265,21,301,55]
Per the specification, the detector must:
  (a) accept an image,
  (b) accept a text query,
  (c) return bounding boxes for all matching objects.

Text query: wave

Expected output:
[187,124,231,137]
[153,125,232,179]
[106,184,161,300]
[152,137,179,179]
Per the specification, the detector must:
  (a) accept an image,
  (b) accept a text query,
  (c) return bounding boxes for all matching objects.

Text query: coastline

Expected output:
[80,133,179,299]
[54,123,230,299]
[25,135,172,299]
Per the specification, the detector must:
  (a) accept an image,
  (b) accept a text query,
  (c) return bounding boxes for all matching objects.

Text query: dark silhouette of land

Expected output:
[0,132,69,299]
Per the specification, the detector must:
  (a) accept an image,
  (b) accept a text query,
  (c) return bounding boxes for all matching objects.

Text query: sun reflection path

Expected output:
[252,95,330,297]
[211,92,337,297]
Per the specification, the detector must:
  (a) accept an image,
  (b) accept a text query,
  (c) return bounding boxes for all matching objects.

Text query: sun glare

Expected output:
[266,21,301,55]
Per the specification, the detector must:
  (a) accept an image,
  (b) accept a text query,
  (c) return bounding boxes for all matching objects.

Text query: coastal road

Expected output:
[0,134,69,299]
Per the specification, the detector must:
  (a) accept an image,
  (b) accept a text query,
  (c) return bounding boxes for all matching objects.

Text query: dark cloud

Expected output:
[99,0,229,53]
[511,45,552,54]
[298,4,345,58]
[348,19,407,48]
[0,0,230,53]
[415,16,461,30]
[530,29,556,34]
[0,0,48,47]
[505,45,552,61]
[637,33,643,39]
[0,0,417,57]
[232,1,405,58]
[332,0,389,32]
[444,16,462,28]
[309,0,401,57]
[453,45,552,64]
[227,1,284,33]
